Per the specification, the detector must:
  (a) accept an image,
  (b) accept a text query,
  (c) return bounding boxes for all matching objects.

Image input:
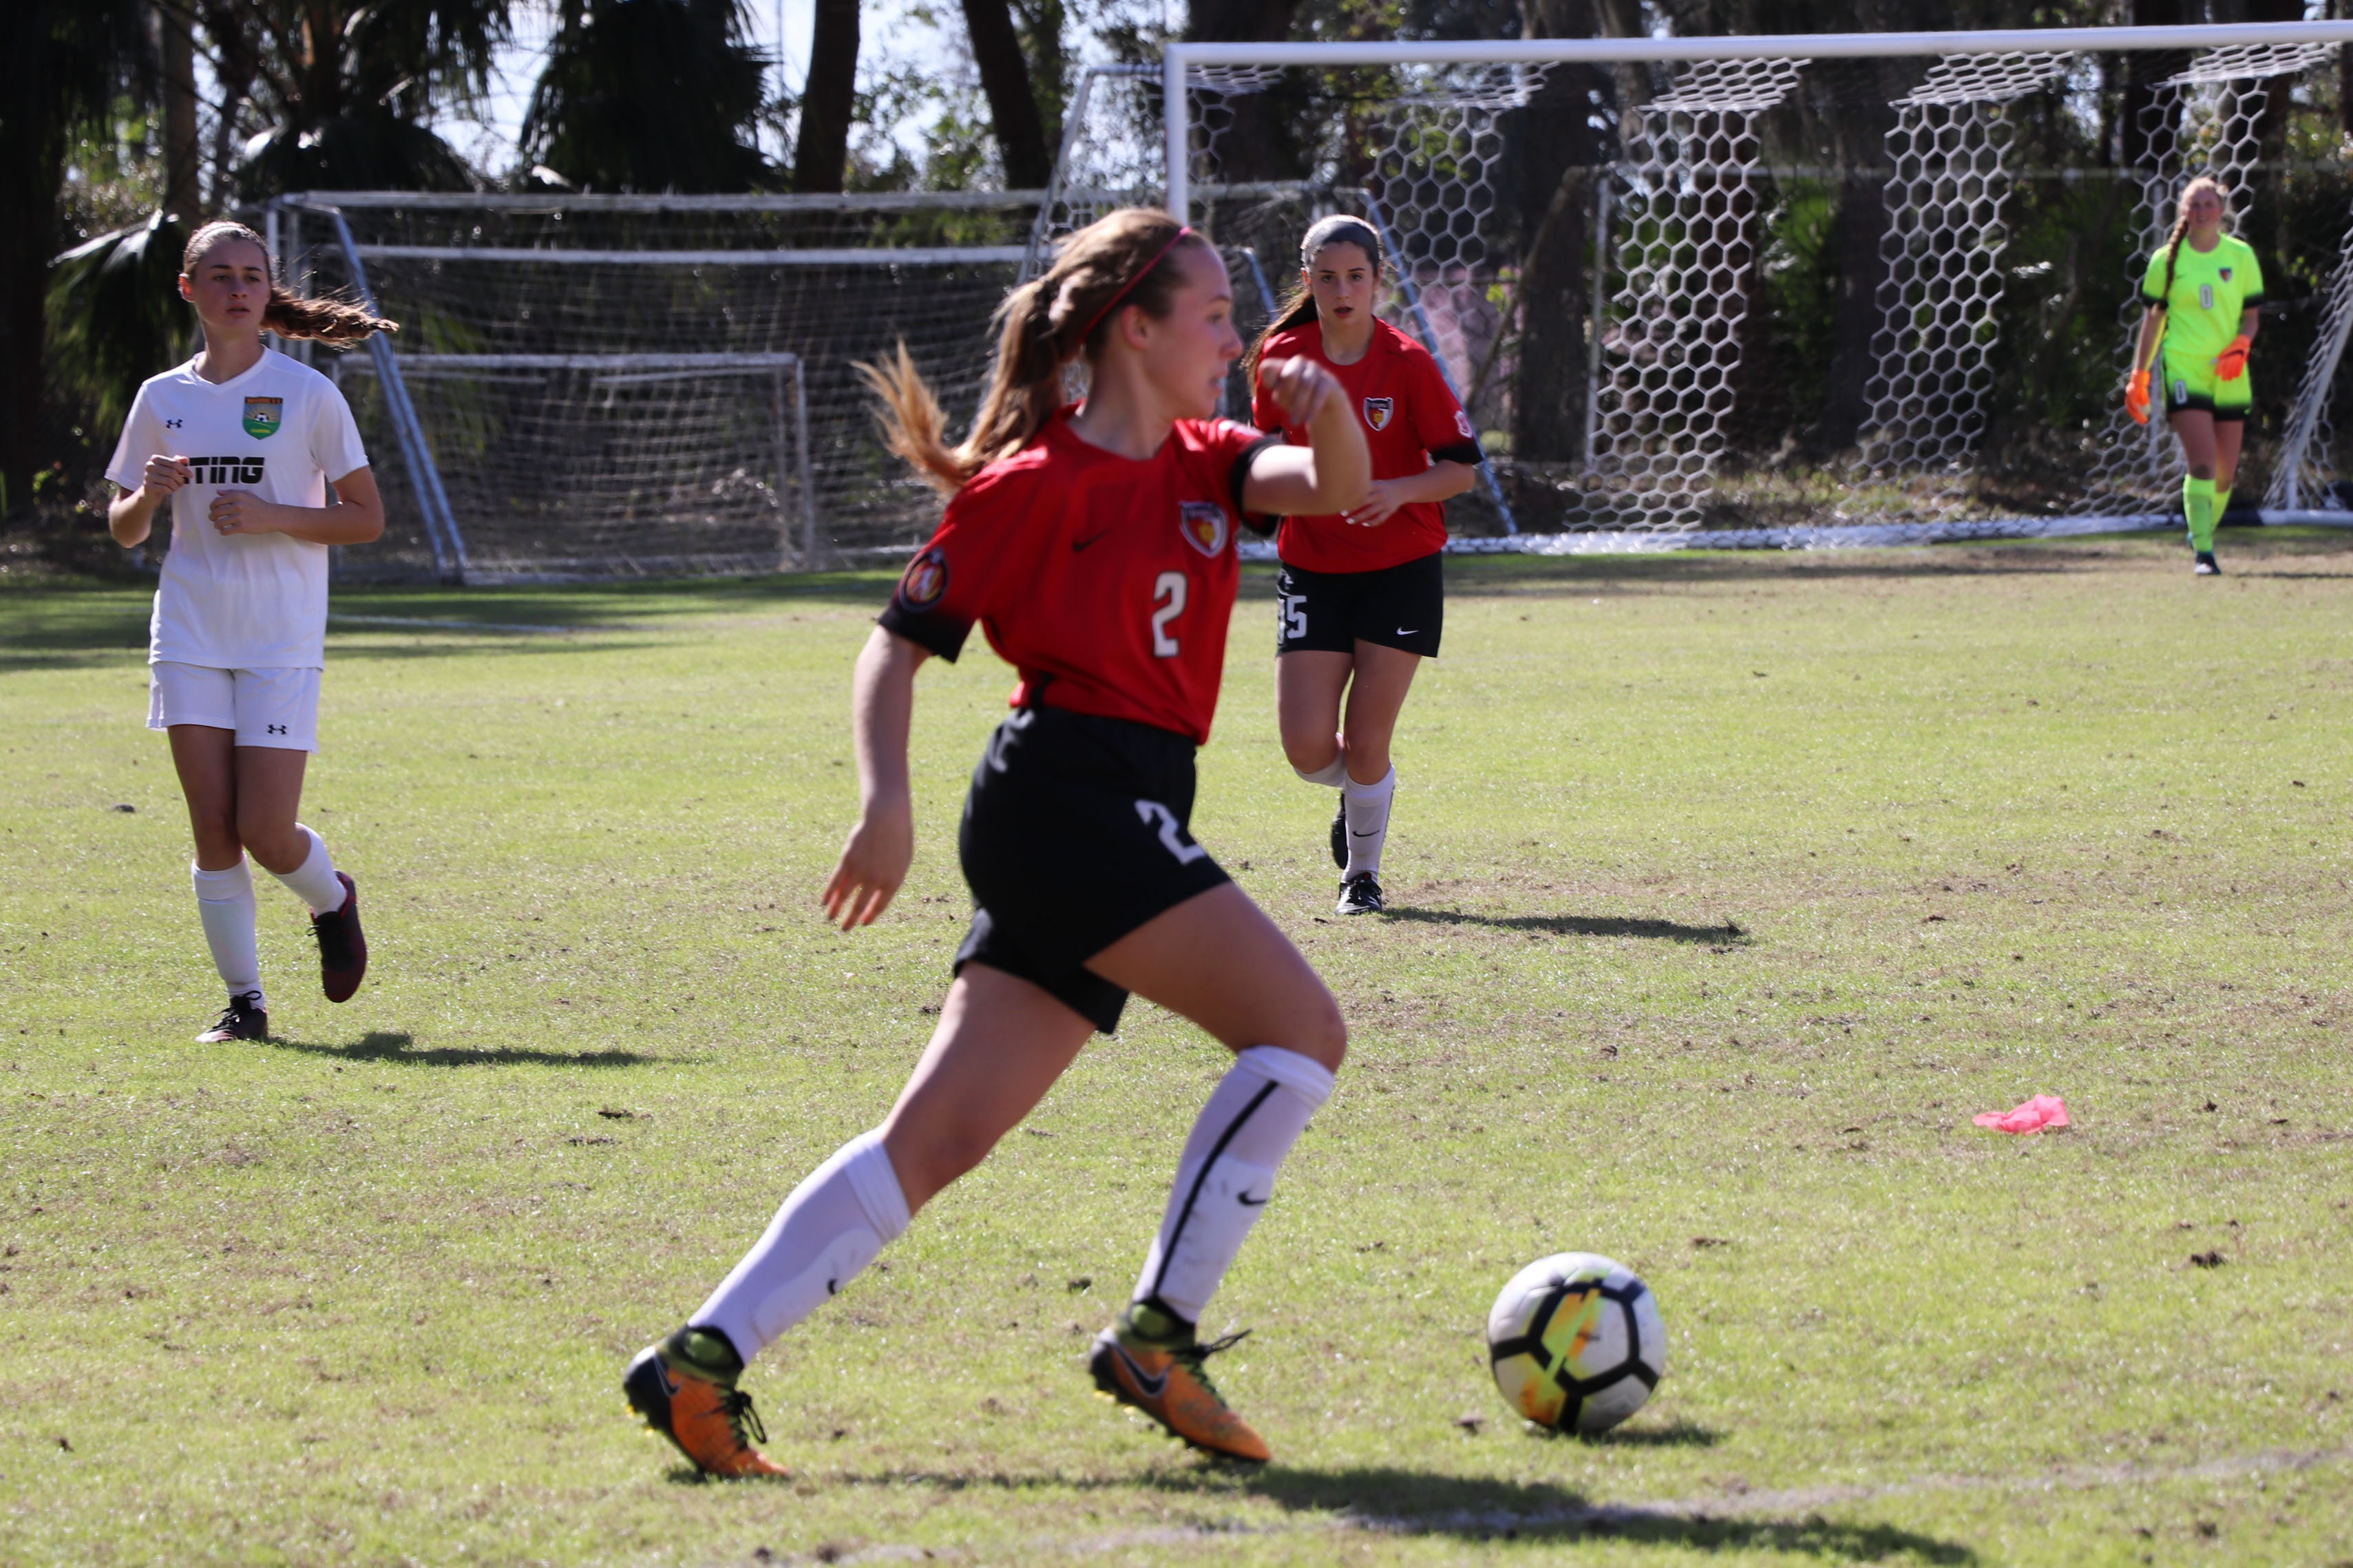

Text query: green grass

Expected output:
[5,531,2352,1565]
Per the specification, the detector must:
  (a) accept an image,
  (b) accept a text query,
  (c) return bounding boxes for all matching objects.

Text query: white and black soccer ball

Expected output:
[1486,1252,1665,1435]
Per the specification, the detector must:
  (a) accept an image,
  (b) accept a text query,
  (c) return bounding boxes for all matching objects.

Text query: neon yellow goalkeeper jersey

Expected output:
[2141,233,2264,368]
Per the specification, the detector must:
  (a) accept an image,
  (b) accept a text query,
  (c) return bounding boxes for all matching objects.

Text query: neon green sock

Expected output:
[2182,476,2217,553]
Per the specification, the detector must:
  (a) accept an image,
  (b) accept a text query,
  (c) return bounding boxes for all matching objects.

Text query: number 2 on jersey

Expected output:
[1150,570,1188,657]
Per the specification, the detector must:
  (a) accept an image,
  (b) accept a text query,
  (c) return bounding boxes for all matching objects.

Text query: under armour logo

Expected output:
[266,724,288,734]
[165,419,184,429]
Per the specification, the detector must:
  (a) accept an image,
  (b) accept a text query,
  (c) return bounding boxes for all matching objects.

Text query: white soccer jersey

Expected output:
[107,347,370,669]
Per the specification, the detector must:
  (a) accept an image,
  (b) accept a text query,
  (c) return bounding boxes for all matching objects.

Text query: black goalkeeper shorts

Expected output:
[955,706,1231,1034]
[1274,552,1444,659]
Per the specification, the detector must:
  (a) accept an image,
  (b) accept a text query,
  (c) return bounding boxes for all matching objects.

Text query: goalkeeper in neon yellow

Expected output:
[2129,176,2264,576]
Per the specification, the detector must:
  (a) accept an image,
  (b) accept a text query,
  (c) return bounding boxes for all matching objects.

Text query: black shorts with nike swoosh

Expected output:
[955,705,1232,1035]
[1273,551,1443,659]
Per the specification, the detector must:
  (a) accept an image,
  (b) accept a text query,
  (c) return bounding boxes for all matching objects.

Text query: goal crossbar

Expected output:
[1163,22,2353,218]
[348,245,1028,267]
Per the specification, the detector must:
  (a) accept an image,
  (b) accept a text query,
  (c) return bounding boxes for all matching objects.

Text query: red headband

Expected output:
[1078,225,1196,343]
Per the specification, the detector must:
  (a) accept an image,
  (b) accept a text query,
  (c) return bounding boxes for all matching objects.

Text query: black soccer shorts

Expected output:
[954,706,1231,1034]
[1274,551,1444,659]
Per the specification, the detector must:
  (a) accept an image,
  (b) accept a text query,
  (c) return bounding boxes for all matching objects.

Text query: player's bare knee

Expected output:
[1281,730,1339,775]
[238,818,304,873]
[1287,993,1348,1071]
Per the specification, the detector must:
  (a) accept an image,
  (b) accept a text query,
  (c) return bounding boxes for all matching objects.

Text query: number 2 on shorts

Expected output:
[1135,798,1210,865]
[1150,571,1187,657]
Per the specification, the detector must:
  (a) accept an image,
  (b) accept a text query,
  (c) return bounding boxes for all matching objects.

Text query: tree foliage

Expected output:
[523,0,774,193]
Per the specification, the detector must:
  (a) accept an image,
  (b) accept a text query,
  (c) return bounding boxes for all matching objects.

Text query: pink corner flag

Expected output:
[1973,1094,2070,1134]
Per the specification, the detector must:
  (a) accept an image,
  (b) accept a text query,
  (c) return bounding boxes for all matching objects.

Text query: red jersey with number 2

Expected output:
[879,410,1276,746]
[1253,317,1481,575]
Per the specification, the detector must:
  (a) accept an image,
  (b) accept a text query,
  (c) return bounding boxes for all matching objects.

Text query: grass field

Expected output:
[5,531,2352,1566]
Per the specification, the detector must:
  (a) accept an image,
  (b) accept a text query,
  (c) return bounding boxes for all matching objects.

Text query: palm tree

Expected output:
[523,0,774,193]
[2,0,148,518]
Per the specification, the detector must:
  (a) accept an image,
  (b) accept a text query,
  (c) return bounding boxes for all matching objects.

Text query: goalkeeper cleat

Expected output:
[1089,1300,1269,1463]
[1335,872,1384,916]
[1329,796,1348,869]
[309,871,367,1003]
[196,991,268,1043]
[624,1327,788,1479]
[2193,551,2221,576]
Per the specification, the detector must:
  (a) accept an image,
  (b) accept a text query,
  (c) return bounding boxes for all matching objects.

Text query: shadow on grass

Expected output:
[266,1029,650,1068]
[790,1461,1972,1560]
[1384,907,1748,945]
[1588,1419,1722,1447]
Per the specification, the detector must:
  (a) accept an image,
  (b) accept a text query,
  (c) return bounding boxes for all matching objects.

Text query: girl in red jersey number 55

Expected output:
[625,209,1370,1476]
[1250,215,1485,915]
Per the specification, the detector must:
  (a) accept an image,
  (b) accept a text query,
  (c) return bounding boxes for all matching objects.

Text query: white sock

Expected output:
[1342,765,1396,878]
[191,860,263,1006]
[1133,1046,1336,1324]
[268,825,344,913]
[1293,751,1349,787]
[690,1130,911,1363]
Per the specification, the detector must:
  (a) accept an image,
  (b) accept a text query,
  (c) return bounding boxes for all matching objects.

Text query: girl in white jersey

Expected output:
[106,220,392,1043]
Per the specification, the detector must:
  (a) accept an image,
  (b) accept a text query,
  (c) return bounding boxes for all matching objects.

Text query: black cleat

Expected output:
[2193,551,2220,576]
[1329,795,1347,869]
[310,871,367,1003]
[1335,872,1384,916]
[196,991,268,1043]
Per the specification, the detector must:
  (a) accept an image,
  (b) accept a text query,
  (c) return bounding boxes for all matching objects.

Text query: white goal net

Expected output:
[1053,25,2353,551]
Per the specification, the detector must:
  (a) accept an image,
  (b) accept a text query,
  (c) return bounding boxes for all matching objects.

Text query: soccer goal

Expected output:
[1040,21,2353,550]
[266,191,1037,582]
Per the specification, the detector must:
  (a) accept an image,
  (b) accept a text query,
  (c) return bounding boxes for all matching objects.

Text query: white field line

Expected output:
[776,1444,2353,1565]
[326,613,585,635]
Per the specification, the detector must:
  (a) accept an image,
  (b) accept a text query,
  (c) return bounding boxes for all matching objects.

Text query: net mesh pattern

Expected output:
[1581,59,1807,529]
[283,197,1034,578]
[2082,44,2341,516]
[1850,52,2075,516]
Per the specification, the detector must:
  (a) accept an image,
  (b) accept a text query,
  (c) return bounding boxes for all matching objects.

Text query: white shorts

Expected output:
[147,663,321,752]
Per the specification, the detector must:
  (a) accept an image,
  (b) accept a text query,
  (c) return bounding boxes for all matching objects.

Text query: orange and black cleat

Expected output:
[310,872,368,1003]
[1088,1300,1270,1463]
[624,1327,788,1479]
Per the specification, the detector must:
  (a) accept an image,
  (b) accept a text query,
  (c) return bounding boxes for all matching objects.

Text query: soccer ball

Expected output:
[1486,1252,1665,1435]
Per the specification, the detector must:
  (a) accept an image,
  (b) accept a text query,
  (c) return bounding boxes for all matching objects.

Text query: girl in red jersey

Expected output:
[1250,215,1484,915]
[624,209,1370,1476]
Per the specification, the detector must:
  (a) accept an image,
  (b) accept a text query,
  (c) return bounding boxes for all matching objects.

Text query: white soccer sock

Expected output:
[267,825,344,913]
[1133,1046,1336,1324]
[1293,750,1350,787]
[690,1129,911,1363]
[1342,765,1397,878]
[191,860,262,1006]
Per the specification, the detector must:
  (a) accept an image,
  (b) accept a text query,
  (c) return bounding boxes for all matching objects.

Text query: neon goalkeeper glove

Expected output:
[2215,334,2252,381]
[2126,370,2151,425]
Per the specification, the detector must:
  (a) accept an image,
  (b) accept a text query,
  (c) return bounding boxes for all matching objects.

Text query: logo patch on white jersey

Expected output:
[1179,501,1228,558]
[1362,396,1394,432]
[242,396,282,439]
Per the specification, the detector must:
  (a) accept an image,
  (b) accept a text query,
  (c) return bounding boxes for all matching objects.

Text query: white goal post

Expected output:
[1121,21,2353,550]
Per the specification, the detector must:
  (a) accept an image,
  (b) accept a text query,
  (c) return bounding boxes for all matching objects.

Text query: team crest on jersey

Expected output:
[896,546,950,611]
[242,396,282,439]
[2219,266,2234,282]
[1178,501,1228,558]
[1454,408,1476,440]
[1362,396,1394,432]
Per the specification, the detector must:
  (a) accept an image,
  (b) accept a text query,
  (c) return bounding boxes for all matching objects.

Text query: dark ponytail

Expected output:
[1246,214,1383,383]
[182,220,399,344]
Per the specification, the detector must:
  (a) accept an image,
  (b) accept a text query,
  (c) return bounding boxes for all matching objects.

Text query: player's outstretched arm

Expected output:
[823,626,931,930]
[1241,357,1371,518]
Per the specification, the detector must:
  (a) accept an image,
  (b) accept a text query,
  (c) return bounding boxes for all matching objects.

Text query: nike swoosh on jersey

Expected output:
[1237,1191,1269,1207]
[1073,531,1109,551]
[1112,1341,1171,1397]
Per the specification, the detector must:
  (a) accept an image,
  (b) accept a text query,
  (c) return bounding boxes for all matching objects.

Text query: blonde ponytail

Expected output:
[855,209,1208,496]
[2158,176,2228,306]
